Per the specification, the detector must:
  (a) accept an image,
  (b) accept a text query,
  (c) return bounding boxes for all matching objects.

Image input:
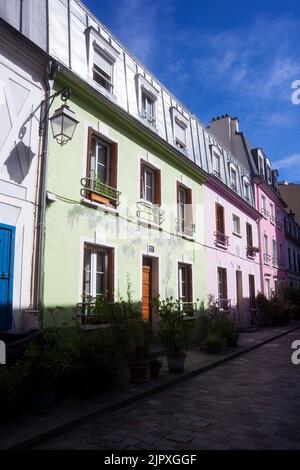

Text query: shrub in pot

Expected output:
[0,362,29,421]
[158,298,193,373]
[212,315,239,347]
[149,358,162,378]
[206,334,225,354]
[23,328,63,413]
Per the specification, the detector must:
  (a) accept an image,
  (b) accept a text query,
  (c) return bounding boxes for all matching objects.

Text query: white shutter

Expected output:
[175,120,186,145]
[94,49,112,78]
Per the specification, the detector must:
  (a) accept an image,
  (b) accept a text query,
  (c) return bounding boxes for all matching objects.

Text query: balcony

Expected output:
[278,260,286,269]
[270,214,276,225]
[77,301,113,326]
[215,298,231,312]
[214,231,229,248]
[179,301,198,317]
[81,177,121,206]
[247,245,259,258]
[272,257,278,267]
[276,219,282,229]
[261,208,269,218]
[137,200,165,226]
[263,253,271,264]
[175,218,195,238]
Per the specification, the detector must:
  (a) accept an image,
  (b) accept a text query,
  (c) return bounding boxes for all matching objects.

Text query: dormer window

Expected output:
[243,178,250,202]
[230,166,238,192]
[141,91,155,126]
[213,152,221,177]
[175,118,187,150]
[266,160,272,183]
[93,48,114,92]
[258,156,264,177]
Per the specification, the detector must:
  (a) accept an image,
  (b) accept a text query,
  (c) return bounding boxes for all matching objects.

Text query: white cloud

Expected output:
[273,154,300,182]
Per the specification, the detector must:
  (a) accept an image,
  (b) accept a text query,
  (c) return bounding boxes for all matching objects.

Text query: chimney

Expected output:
[208,114,232,152]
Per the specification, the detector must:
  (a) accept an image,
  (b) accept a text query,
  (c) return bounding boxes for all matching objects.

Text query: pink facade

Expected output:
[205,178,261,325]
[255,181,287,297]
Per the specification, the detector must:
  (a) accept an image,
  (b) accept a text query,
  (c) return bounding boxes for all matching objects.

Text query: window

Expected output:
[213,152,221,177]
[218,267,228,309]
[264,234,270,264]
[279,242,283,266]
[249,274,256,308]
[243,179,250,201]
[288,247,292,270]
[175,118,187,150]
[83,244,114,302]
[266,162,271,183]
[246,223,253,257]
[178,263,193,309]
[259,156,264,177]
[176,183,193,236]
[293,251,297,272]
[140,162,161,205]
[141,91,155,126]
[83,128,119,207]
[270,203,275,224]
[265,277,271,300]
[261,194,268,217]
[232,214,241,235]
[272,239,278,266]
[215,203,228,246]
[230,167,238,192]
[93,48,113,92]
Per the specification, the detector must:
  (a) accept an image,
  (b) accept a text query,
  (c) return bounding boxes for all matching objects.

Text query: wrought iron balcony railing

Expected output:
[276,219,282,229]
[137,200,165,226]
[261,208,269,218]
[81,177,121,206]
[175,218,195,237]
[270,214,276,225]
[215,298,231,311]
[214,231,229,247]
[272,257,278,267]
[263,253,271,264]
[178,301,198,317]
[140,109,156,126]
[247,245,259,257]
[278,260,286,269]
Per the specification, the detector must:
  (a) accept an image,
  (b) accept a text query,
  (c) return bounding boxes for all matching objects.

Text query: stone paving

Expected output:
[35,330,300,450]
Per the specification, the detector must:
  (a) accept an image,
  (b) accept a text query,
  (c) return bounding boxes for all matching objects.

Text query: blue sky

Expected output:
[84,0,300,182]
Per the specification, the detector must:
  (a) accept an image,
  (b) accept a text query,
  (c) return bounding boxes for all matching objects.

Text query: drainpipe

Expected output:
[34,61,58,327]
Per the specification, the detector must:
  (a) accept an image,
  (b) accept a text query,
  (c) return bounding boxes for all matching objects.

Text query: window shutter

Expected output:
[82,245,87,302]
[187,265,193,303]
[140,163,145,199]
[109,142,118,189]
[224,269,228,299]
[176,181,180,204]
[87,127,94,179]
[186,187,192,225]
[107,248,115,303]
[154,169,161,205]
[94,49,112,78]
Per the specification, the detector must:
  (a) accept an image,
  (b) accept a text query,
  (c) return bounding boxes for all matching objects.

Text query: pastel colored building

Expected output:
[209,115,287,298]
[0,19,47,331]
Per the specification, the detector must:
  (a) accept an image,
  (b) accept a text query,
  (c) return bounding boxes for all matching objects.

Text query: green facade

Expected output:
[43,77,207,327]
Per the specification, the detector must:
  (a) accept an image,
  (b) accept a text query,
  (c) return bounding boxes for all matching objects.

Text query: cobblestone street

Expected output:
[36,330,300,450]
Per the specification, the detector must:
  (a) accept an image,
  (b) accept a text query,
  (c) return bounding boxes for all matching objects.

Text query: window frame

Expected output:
[176,182,193,236]
[232,214,241,236]
[82,243,114,303]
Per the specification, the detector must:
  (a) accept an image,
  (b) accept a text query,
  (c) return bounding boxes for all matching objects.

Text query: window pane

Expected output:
[94,50,112,78]
[96,143,108,182]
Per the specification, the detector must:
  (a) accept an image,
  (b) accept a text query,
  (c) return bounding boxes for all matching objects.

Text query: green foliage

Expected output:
[256,284,300,326]
[212,314,239,347]
[206,334,225,354]
[158,298,193,355]
[0,361,29,420]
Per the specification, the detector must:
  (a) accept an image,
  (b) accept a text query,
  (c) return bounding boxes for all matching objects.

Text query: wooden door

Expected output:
[142,259,152,322]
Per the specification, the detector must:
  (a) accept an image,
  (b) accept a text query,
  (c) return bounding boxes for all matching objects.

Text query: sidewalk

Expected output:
[1,321,300,450]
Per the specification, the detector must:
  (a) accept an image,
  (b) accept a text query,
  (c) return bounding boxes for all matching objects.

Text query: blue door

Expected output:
[0,224,15,331]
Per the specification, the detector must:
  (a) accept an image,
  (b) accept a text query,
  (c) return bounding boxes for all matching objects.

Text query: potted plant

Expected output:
[206,333,225,354]
[158,298,193,373]
[149,358,162,378]
[129,345,149,383]
[23,329,62,413]
[90,176,110,205]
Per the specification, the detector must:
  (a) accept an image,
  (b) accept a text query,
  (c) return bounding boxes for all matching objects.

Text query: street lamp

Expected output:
[50,104,79,145]
[40,87,79,145]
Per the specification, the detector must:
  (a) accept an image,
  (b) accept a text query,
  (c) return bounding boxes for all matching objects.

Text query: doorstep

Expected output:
[1,321,300,450]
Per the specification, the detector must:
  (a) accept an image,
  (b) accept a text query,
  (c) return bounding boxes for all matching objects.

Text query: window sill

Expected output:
[232,231,242,238]
[81,198,119,215]
[87,76,117,102]
[139,114,158,132]
[176,231,195,241]
[137,218,163,231]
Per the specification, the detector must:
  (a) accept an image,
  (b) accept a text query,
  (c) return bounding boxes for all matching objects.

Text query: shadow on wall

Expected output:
[4,140,35,185]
